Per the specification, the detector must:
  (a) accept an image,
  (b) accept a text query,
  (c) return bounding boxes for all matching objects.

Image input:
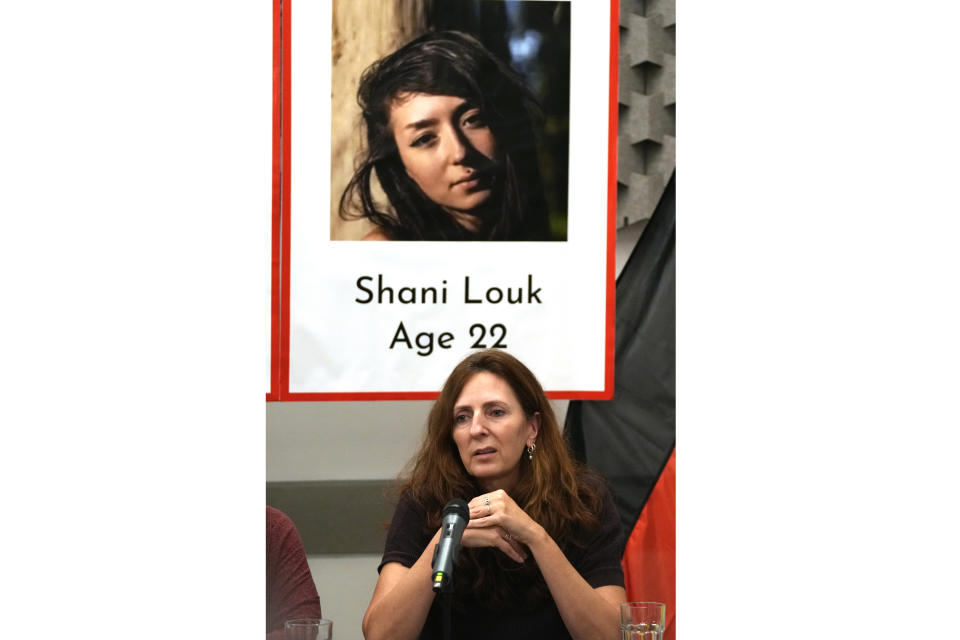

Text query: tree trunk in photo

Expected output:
[330,0,431,240]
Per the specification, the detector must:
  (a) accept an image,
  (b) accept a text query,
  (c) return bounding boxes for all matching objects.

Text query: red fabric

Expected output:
[621,448,675,640]
[266,506,322,639]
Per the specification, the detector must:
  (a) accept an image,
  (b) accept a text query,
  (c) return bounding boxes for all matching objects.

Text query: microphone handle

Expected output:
[432,516,465,591]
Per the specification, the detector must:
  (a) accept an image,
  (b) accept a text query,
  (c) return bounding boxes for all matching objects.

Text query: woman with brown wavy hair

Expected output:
[362,350,625,640]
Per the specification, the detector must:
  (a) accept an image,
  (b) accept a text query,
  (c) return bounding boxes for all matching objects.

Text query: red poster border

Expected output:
[266,0,285,402]
[268,0,619,402]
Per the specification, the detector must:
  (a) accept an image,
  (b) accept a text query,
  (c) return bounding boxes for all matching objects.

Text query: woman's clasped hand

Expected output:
[462,489,537,563]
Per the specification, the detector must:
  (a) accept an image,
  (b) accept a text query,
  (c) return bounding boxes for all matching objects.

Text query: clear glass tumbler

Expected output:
[284,618,333,640]
[620,602,665,640]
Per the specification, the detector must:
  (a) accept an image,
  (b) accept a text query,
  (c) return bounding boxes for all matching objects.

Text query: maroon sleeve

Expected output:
[266,506,322,637]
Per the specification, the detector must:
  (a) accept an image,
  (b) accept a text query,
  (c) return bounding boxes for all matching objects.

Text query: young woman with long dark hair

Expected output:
[340,31,552,241]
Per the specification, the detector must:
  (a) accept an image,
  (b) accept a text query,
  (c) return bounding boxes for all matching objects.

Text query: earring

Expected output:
[527,442,536,460]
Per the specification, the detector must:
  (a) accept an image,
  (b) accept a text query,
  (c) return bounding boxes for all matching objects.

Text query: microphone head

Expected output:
[442,498,470,521]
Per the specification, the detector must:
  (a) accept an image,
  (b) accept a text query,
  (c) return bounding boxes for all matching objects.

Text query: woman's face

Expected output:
[389,92,498,221]
[451,371,539,492]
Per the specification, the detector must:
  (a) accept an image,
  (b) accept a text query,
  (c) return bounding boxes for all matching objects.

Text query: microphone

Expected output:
[431,498,469,592]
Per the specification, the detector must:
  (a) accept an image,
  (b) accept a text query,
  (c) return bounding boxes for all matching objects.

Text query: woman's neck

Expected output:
[477,468,520,494]
[446,208,481,234]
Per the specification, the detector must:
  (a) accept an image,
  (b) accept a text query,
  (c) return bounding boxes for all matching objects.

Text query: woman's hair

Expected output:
[339,30,551,241]
[397,349,603,609]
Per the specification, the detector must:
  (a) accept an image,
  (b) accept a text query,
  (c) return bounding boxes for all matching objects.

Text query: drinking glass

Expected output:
[284,618,333,640]
[620,602,665,640]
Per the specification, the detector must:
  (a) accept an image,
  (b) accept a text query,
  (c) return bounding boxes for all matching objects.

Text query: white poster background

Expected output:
[289,0,612,395]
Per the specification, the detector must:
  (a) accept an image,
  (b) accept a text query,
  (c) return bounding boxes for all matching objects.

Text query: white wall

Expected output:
[307,554,381,640]
[267,400,431,482]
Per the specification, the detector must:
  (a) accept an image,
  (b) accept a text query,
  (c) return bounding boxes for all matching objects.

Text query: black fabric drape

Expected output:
[564,173,676,552]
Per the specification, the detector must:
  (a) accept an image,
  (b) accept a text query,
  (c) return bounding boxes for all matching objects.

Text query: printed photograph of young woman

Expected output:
[330,1,571,241]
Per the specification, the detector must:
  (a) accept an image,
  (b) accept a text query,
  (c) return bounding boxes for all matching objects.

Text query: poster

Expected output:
[270,0,617,400]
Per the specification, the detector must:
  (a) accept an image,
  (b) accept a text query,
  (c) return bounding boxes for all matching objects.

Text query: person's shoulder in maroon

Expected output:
[266,505,322,639]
